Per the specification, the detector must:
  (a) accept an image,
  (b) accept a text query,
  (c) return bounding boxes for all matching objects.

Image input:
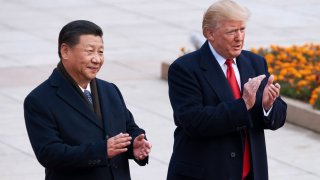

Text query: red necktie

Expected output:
[225,59,250,179]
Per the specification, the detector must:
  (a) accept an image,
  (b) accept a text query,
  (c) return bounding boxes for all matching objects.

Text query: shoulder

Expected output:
[25,69,65,100]
[96,78,118,90]
[173,50,201,66]
[26,73,54,99]
[96,78,122,95]
[239,50,267,66]
[95,78,127,105]
[238,50,269,76]
[170,50,201,72]
[241,50,265,61]
[24,79,52,109]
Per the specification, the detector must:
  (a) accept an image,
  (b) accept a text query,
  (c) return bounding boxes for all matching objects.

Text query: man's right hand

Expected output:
[107,133,132,158]
[242,74,266,110]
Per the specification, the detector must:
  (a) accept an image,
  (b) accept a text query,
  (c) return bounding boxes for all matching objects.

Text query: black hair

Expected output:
[58,20,103,58]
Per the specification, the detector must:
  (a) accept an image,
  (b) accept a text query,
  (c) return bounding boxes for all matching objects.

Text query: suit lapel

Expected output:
[96,80,115,136]
[50,69,103,129]
[199,41,235,102]
[236,53,256,90]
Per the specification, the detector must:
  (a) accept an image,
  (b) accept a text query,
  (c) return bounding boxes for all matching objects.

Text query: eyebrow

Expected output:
[225,26,246,32]
[84,44,104,49]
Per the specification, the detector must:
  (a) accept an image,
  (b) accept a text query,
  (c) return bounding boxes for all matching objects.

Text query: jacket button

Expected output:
[230,152,236,158]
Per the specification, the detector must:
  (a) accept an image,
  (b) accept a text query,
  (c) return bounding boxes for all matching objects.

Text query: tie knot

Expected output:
[225,59,233,66]
[84,89,91,95]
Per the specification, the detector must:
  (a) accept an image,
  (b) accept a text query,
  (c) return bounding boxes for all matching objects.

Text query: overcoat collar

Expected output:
[199,41,254,101]
[49,69,103,129]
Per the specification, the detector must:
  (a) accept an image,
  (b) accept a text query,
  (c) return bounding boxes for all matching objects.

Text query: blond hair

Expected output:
[202,0,251,38]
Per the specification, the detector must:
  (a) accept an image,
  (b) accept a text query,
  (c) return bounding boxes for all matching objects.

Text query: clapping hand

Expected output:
[262,75,281,111]
[242,74,266,110]
[133,134,152,161]
[107,133,132,158]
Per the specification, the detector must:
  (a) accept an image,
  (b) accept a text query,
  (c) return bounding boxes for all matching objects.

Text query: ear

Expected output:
[60,43,71,60]
[205,28,215,42]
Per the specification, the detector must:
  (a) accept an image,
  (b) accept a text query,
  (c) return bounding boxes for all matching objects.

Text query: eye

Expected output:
[85,49,94,55]
[226,30,236,35]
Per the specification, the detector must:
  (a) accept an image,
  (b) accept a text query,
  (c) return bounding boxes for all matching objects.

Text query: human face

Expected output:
[62,35,104,88]
[208,20,246,59]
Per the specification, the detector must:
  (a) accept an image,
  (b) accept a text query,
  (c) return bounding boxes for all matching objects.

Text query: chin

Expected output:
[232,51,242,57]
[86,74,97,81]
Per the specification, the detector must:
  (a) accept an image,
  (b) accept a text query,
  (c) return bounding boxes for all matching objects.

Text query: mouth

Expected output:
[87,67,99,73]
[233,44,242,50]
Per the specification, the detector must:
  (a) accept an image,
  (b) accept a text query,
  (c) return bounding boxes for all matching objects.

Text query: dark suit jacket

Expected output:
[167,41,287,180]
[24,69,147,180]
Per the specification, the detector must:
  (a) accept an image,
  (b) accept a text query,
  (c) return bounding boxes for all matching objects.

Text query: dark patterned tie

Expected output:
[84,90,93,105]
[225,59,250,179]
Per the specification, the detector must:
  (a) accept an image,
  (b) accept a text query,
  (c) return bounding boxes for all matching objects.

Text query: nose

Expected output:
[234,30,244,40]
[91,53,103,64]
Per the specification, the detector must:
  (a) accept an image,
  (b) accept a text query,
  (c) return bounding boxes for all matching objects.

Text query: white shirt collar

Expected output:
[79,84,91,93]
[208,42,237,66]
[207,42,242,90]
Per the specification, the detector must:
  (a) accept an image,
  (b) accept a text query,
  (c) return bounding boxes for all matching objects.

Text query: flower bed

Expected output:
[251,44,320,110]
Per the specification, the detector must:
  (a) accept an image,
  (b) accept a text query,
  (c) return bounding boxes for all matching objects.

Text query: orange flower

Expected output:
[309,87,320,107]
[297,80,308,89]
[265,53,275,62]
[250,43,320,109]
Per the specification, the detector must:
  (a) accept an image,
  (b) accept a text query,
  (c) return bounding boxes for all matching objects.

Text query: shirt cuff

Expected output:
[263,106,273,116]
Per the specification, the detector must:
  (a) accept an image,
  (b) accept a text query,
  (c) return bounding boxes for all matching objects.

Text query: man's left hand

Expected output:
[262,75,281,111]
[133,134,152,161]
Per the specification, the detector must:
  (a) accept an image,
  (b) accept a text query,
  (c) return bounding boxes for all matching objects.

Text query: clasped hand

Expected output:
[242,74,280,110]
[107,133,152,160]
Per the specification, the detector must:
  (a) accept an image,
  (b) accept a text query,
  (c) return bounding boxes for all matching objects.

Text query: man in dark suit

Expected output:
[24,20,152,180]
[167,0,287,180]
